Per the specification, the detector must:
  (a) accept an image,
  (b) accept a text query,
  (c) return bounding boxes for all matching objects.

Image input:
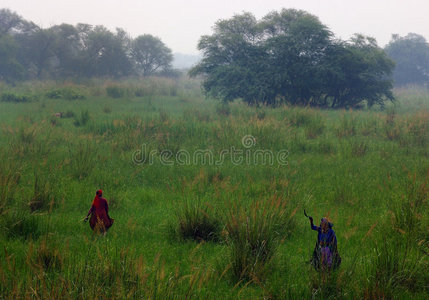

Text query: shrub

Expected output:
[183,108,211,122]
[317,140,336,155]
[68,142,97,179]
[335,114,357,137]
[216,103,231,116]
[73,110,90,126]
[225,196,294,282]
[305,119,325,139]
[256,109,266,120]
[103,105,112,114]
[46,87,85,100]
[106,85,126,98]
[1,92,34,103]
[366,235,423,298]
[29,174,54,212]
[175,199,221,242]
[1,211,40,240]
[63,110,75,118]
[0,160,21,213]
[392,173,428,236]
[159,110,169,123]
[351,141,369,157]
[30,239,63,271]
[134,87,146,97]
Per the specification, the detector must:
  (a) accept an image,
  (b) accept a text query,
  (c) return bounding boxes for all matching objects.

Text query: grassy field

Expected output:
[0,78,428,299]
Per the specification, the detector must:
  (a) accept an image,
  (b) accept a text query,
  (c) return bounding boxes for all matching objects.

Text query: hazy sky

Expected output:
[1,0,428,54]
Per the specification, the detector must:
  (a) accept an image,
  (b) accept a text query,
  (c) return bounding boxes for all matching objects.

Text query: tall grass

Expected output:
[29,173,54,212]
[0,81,428,299]
[1,210,40,240]
[0,159,21,213]
[67,142,97,179]
[224,196,296,283]
[174,198,221,242]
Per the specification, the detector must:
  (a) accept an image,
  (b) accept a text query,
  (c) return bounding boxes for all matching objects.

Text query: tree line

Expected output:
[190,9,429,108]
[0,9,174,83]
[2,8,429,108]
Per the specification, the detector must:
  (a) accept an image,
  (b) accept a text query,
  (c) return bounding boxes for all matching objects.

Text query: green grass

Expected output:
[0,79,428,299]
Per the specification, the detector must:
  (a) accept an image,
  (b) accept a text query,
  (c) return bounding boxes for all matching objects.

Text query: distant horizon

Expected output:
[1,0,429,54]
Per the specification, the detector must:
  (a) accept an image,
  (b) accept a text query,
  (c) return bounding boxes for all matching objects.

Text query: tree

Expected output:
[191,9,395,108]
[189,13,275,105]
[17,27,58,78]
[0,9,37,81]
[78,25,133,77]
[0,34,23,82]
[385,33,429,86]
[0,8,35,36]
[261,9,333,105]
[50,24,82,77]
[131,34,173,76]
[322,35,394,108]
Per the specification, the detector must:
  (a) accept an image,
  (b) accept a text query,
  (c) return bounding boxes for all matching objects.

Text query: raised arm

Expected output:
[309,217,319,231]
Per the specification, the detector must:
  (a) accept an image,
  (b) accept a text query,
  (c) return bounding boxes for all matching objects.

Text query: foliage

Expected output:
[385,33,429,86]
[225,196,294,282]
[29,174,54,212]
[45,87,85,100]
[0,34,23,82]
[1,211,40,240]
[323,35,395,108]
[0,9,174,81]
[0,92,34,103]
[131,34,173,76]
[175,199,221,242]
[190,9,395,108]
[105,84,126,98]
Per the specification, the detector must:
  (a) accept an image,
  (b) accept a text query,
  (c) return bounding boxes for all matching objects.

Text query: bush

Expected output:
[68,142,97,179]
[63,110,75,118]
[159,110,169,123]
[225,197,294,282]
[175,199,221,242]
[336,114,357,137]
[391,173,428,235]
[305,119,325,139]
[46,87,85,100]
[1,92,34,103]
[73,110,90,126]
[366,235,424,298]
[216,103,231,116]
[0,160,21,213]
[103,105,112,114]
[106,85,126,98]
[317,140,336,155]
[351,141,369,157]
[256,109,266,120]
[29,174,54,212]
[30,239,63,271]
[1,211,40,240]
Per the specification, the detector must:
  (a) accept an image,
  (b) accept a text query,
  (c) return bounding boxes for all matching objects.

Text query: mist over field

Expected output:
[0,3,428,299]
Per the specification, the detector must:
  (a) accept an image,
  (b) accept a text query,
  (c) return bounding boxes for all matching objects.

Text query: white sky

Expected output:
[1,0,428,54]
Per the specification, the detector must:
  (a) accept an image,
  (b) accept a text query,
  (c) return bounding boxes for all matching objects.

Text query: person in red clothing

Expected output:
[84,190,114,233]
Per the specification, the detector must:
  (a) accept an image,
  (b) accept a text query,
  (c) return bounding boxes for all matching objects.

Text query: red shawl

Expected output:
[88,190,114,232]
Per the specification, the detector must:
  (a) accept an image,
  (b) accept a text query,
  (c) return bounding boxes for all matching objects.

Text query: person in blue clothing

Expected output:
[309,216,341,270]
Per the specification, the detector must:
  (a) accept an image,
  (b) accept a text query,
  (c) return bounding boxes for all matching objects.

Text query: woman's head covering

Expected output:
[96,189,103,197]
[320,217,333,228]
